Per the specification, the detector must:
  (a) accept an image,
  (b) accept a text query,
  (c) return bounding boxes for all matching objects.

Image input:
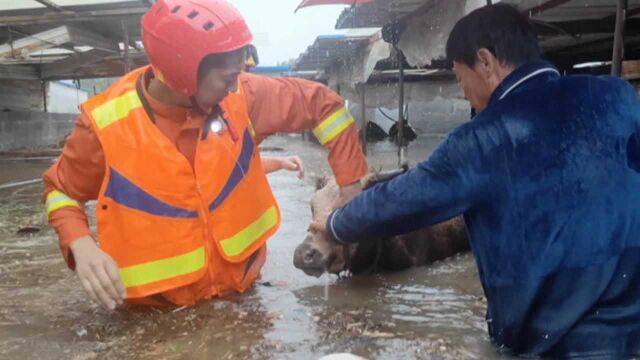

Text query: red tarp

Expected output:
[295,0,374,12]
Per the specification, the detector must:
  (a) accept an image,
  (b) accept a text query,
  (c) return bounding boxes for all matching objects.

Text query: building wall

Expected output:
[0,111,75,151]
[47,81,88,114]
[344,80,469,137]
[0,79,44,112]
[0,79,88,113]
[79,77,117,97]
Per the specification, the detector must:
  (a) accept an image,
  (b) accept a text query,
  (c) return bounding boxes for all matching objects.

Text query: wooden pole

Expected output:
[359,83,367,156]
[121,18,131,73]
[7,27,13,59]
[611,0,628,77]
[42,81,48,112]
[397,48,407,167]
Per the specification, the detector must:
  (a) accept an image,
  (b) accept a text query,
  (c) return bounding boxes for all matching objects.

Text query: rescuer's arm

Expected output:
[43,113,125,310]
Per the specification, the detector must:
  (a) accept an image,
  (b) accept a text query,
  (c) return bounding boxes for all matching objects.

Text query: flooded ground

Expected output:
[0,134,512,360]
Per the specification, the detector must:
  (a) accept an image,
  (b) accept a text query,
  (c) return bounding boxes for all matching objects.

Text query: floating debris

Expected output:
[258,146,286,152]
[362,330,395,338]
[16,226,40,235]
[75,327,88,338]
[319,354,368,360]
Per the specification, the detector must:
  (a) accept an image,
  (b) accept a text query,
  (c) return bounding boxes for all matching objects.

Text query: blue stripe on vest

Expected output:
[209,129,254,211]
[105,168,199,218]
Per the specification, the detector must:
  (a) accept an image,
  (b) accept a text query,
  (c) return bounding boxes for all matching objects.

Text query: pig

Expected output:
[293,168,470,277]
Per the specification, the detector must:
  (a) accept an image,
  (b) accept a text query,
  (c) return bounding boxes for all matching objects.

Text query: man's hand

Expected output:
[310,180,363,235]
[70,236,126,310]
[280,156,305,179]
[335,181,362,208]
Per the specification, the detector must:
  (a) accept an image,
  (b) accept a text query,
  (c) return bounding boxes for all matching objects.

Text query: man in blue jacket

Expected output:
[315,4,640,358]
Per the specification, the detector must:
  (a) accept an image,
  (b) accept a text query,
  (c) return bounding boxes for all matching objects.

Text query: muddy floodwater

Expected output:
[0,135,514,359]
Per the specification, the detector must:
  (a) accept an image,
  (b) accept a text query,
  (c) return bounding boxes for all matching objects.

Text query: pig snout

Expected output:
[293,239,326,277]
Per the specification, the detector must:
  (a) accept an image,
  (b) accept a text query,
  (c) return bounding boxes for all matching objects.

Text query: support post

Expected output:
[121,18,131,73]
[397,48,407,167]
[359,83,367,156]
[42,80,47,113]
[611,0,628,77]
[7,27,13,58]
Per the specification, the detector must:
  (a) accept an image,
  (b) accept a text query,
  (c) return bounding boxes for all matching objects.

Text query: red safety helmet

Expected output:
[141,0,253,96]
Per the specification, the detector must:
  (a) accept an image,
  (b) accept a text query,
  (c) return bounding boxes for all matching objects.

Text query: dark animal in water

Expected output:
[293,168,470,277]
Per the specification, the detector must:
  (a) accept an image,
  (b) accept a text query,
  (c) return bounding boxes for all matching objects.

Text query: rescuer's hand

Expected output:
[70,235,126,310]
[308,180,362,238]
[280,156,305,179]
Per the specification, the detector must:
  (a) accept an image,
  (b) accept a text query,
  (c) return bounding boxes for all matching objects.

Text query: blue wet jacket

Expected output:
[328,61,640,358]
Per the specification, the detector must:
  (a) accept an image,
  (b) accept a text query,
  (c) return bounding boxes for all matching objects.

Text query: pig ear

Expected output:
[314,175,329,190]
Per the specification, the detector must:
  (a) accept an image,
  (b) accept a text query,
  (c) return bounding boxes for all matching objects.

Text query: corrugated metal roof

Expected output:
[293,28,381,72]
[332,0,640,70]
[0,0,150,79]
[336,0,428,29]
[336,0,640,28]
[507,0,640,21]
[293,32,375,72]
[0,0,136,12]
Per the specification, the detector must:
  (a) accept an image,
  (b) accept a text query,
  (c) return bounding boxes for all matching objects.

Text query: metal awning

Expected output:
[332,0,640,70]
[293,28,453,83]
[0,0,151,80]
[335,0,640,29]
[293,33,374,72]
[295,0,373,12]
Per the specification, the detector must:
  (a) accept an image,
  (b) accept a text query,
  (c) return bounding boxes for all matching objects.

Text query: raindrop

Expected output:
[623,273,627,278]
[543,334,549,339]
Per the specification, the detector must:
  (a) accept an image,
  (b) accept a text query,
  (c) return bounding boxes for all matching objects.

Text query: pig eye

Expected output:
[310,205,315,216]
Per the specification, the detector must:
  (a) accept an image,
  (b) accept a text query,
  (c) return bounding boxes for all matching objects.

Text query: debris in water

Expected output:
[258,146,285,152]
[319,354,368,360]
[259,280,288,288]
[72,352,97,360]
[266,312,283,322]
[171,305,187,313]
[16,227,40,235]
[362,330,395,338]
[75,327,88,337]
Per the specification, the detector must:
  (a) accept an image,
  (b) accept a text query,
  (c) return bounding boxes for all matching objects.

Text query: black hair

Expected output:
[445,4,541,67]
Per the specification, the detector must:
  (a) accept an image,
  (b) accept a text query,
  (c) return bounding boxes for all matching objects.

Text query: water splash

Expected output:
[324,272,330,301]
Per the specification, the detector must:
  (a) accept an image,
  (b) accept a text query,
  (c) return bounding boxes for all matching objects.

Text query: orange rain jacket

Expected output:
[43,68,368,306]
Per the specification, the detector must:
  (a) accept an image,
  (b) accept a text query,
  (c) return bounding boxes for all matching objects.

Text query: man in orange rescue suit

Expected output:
[42,0,367,310]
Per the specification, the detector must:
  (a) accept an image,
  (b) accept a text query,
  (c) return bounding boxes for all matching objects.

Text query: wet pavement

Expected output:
[0,135,513,360]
